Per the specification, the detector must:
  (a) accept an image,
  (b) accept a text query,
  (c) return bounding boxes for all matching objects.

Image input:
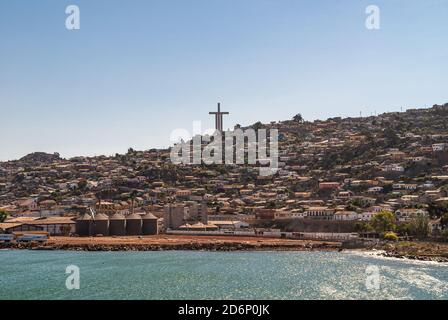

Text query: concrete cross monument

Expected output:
[209,103,229,132]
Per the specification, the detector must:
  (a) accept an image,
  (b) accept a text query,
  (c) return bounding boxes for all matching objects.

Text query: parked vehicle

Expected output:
[16,234,48,243]
[13,231,50,238]
[0,234,15,242]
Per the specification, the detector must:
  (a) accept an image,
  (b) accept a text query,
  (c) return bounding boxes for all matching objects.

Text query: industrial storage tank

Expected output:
[126,213,142,235]
[90,213,109,236]
[142,212,158,235]
[109,213,126,236]
[75,213,93,236]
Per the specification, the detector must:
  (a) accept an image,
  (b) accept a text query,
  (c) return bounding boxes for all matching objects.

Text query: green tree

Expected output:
[266,201,276,209]
[441,185,448,197]
[440,213,448,229]
[383,127,400,147]
[428,202,448,218]
[355,222,374,232]
[441,229,448,241]
[346,198,369,210]
[78,179,88,190]
[396,223,411,236]
[383,231,398,241]
[0,209,8,223]
[293,113,304,123]
[253,121,263,131]
[382,184,393,194]
[408,215,430,239]
[371,211,396,233]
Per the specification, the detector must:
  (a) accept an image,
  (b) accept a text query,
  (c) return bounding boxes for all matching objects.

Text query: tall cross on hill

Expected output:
[209,103,229,132]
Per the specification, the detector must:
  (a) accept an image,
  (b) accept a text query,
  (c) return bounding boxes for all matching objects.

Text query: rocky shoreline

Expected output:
[368,241,448,263]
[378,251,448,263]
[0,241,341,252]
[2,238,447,263]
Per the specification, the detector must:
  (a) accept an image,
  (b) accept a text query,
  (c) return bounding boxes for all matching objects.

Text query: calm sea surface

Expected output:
[0,250,447,300]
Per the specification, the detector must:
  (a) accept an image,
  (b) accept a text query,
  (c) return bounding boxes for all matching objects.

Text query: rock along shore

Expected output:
[2,236,447,263]
[0,240,341,252]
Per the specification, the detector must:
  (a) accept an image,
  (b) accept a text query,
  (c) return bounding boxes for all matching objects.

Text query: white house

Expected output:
[393,183,417,191]
[208,220,249,230]
[368,187,383,194]
[360,211,376,221]
[333,211,358,221]
[305,207,335,220]
[381,164,405,172]
[395,209,428,222]
[338,191,354,199]
[432,143,447,152]
[274,210,305,219]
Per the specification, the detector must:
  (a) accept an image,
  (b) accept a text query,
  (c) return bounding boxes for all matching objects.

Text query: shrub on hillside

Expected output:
[383,231,398,242]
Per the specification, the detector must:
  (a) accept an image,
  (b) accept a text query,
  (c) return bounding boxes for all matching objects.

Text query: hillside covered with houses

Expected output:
[1,103,448,240]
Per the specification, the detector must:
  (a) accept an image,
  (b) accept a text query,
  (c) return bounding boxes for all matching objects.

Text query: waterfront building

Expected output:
[75,213,93,236]
[109,213,126,236]
[90,213,109,236]
[142,212,158,235]
[126,213,142,235]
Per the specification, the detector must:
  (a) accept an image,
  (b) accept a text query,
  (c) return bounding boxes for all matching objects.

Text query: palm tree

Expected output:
[130,190,138,215]
[253,121,263,130]
[94,192,102,216]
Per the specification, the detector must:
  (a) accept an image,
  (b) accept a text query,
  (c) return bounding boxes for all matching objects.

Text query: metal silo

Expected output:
[126,213,142,235]
[75,213,92,236]
[109,213,126,236]
[90,213,109,236]
[142,212,158,235]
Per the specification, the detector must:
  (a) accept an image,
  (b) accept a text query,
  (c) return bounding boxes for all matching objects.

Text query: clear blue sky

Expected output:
[1,0,447,161]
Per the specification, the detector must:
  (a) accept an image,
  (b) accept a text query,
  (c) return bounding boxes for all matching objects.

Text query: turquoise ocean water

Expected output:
[0,250,447,300]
